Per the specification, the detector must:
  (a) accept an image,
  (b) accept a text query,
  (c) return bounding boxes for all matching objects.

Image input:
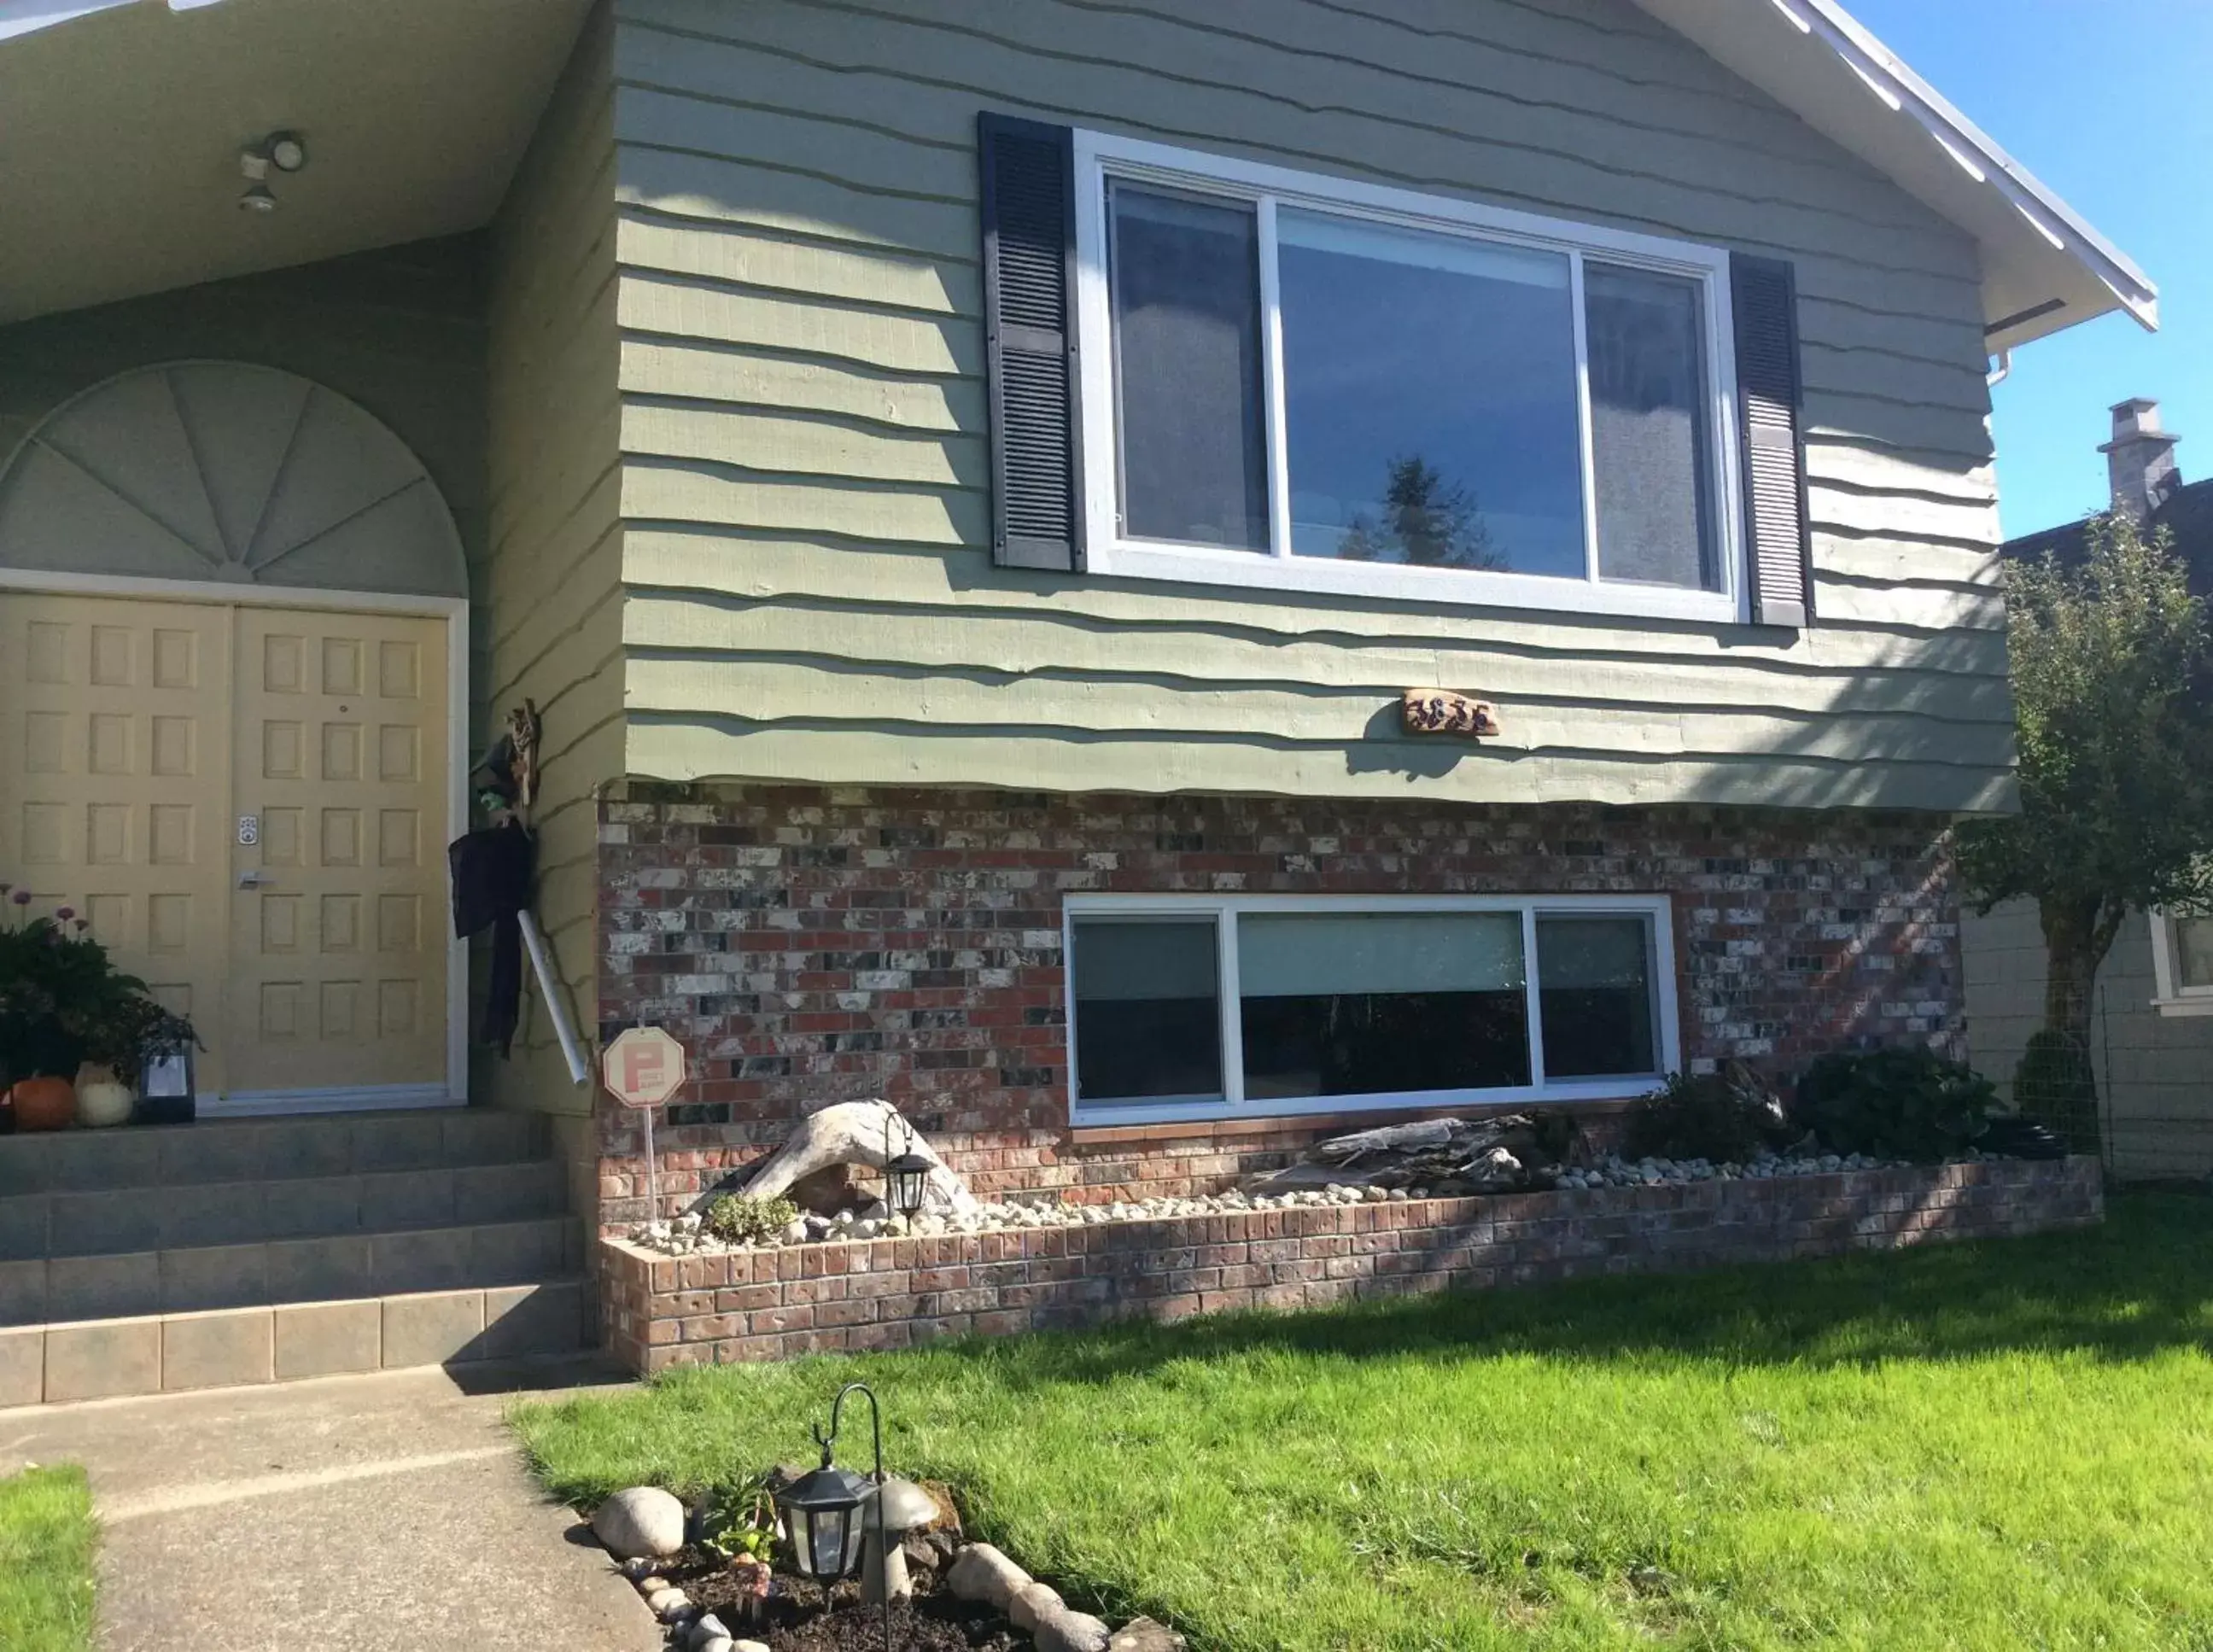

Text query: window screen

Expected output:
[1071,917,1223,1102]
[1107,184,1270,550]
[1585,263,1719,592]
[1535,914,1659,1078]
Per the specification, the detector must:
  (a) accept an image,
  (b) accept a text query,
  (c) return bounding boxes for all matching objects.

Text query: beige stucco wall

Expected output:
[484,3,622,1117]
[602,0,2009,812]
[1965,900,2213,1179]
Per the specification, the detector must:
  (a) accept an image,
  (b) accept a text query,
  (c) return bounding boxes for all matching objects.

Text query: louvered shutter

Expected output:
[978,114,1083,572]
[1730,253,1812,628]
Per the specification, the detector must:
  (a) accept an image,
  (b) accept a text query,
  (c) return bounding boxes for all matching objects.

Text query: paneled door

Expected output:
[0,591,452,1109]
[225,607,449,1101]
[0,593,235,1080]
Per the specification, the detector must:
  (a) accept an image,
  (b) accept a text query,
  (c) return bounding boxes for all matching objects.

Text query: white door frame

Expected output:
[0,567,470,1113]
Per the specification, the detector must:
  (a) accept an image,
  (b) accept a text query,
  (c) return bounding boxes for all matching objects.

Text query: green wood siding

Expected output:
[487,6,621,1114]
[606,0,2010,812]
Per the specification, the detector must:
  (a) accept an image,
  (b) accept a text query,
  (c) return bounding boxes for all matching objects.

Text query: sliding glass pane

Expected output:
[1585,263,1719,591]
[1108,184,1270,551]
[1535,914,1659,1078]
[2177,915,2213,989]
[1237,912,1530,1098]
[1276,210,1585,577]
[1071,917,1223,1102]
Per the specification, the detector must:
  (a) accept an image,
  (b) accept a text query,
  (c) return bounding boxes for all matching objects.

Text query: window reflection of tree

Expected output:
[1335,455,1506,569]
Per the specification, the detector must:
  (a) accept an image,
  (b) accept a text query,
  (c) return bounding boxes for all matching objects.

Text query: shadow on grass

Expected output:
[925,1192,2213,1392]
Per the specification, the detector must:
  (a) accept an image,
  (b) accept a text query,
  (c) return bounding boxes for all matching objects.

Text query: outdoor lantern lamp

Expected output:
[883,1114,932,1221]
[775,1381,894,1652]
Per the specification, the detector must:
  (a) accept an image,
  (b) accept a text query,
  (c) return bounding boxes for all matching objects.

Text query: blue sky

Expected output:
[1846,1,2213,539]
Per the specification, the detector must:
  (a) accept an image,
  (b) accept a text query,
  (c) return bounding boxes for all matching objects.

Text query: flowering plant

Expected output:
[0,881,197,1084]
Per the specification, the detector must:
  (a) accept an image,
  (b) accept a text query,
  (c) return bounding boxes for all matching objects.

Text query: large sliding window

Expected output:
[1077,131,1743,623]
[1066,895,1678,1124]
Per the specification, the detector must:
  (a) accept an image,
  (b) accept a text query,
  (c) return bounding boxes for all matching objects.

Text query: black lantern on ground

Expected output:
[774,1381,893,1652]
[883,1114,932,1221]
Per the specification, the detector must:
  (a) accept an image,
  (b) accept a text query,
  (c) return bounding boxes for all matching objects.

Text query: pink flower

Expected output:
[9,890,29,906]
[54,906,73,921]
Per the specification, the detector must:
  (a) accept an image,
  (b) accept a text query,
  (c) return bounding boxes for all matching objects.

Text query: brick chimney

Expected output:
[2099,397,2181,523]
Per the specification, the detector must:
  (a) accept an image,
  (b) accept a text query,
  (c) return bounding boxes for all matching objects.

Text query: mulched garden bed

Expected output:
[650,1538,1025,1651]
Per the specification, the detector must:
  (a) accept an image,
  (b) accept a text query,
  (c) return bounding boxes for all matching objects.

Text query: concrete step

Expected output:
[0,1107,551,1197]
[0,1278,593,1406]
[0,1158,567,1262]
[0,1215,584,1326]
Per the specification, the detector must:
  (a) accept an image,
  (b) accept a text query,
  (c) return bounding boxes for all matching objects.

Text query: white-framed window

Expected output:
[2150,908,2213,1017]
[1071,129,1747,624]
[1063,893,1680,1125]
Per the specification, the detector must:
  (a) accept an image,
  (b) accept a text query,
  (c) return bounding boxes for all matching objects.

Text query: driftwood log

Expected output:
[739,1100,981,1217]
[1241,1112,1579,1196]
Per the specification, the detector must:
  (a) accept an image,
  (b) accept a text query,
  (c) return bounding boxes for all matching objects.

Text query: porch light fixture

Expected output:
[882,1112,932,1221]
[774,1381,894,1652]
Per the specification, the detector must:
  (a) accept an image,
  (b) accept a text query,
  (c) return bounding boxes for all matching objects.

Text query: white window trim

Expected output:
[2148,908,2213,1017]
[1071,128,1750,625]
[1062,891,1681,1127]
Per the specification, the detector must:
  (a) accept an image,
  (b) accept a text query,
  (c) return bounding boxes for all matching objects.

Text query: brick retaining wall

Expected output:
[602,1155,2100,1375]
[593,785,1965,1234]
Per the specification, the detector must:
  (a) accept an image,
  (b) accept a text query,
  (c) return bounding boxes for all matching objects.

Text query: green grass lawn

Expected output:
[515,1194,2213,1651]
[0,1465,96,1652]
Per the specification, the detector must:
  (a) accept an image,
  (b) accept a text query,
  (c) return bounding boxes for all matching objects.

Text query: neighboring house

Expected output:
[1963,400,2213,1177]
[0,0,2158,1393]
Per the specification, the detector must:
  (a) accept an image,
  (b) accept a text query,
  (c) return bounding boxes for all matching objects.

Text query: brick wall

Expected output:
[602,1156,2102,1373]
[594,785,1964,1231]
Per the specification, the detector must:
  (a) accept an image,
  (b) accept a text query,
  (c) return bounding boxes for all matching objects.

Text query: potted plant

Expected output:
[0,883,199,1130]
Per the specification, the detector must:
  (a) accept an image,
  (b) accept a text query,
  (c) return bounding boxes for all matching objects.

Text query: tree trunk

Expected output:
[2027,896,2121,1157]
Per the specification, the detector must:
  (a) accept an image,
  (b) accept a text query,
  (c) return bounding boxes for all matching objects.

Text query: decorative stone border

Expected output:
[603,1157,2102,1375]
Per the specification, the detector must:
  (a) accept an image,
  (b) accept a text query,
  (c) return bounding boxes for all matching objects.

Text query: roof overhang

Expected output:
[0,0,593,325]
[1633,0,2157,354]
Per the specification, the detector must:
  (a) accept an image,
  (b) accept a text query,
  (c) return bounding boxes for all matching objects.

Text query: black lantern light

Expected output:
[774,1382,894,1652]
[883,1114,932,1221]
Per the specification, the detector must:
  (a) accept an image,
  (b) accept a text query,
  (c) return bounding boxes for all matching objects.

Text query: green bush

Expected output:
[704,1194,799,1245]
[1796,1048,1994,1162]
[2012,1029,2099,1154]
[1623,1067,1787,1164]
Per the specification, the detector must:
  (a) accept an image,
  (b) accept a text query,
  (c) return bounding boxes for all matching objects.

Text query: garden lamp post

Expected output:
[883,1113,932,1222]
[774,1381,894,1652]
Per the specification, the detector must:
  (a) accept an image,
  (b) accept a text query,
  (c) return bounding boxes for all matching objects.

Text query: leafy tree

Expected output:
[1954,513,2213,1150]
[1336,455,1504,569]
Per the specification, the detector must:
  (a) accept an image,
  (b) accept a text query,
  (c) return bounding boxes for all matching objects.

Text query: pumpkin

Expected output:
[9,1075,76,1132]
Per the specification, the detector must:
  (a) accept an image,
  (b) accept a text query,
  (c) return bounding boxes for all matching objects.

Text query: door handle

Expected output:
[236,870,272,889]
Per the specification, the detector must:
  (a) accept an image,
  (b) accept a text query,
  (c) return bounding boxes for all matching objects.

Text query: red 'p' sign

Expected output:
[602,1024,685,1110]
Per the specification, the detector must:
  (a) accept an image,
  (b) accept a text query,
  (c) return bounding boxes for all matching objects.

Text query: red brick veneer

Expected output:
[593,785,1965,1232]
[601,1156,2097,1375]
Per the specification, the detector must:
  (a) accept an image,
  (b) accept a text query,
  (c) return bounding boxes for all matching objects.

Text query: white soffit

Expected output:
[0,0,592,324]
[1632,0,2158,353]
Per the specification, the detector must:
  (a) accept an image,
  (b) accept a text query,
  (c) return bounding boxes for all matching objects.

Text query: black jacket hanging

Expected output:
[448,819,535,1057]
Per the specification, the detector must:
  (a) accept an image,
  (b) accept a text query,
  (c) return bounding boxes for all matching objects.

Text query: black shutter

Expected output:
[1730,252,1812,628]
[978,113,1083,572]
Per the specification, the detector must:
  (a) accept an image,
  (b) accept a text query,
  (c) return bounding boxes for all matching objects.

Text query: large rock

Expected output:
[946,1542,1030,1608]
[1009,1581,1066,1632]
[1033,1606,1112,1652]
[592,1486,686,1559]
[1110,1619,1188,1652]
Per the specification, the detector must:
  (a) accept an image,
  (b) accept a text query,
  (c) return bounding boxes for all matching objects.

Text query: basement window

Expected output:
[1066,895,1679,1124]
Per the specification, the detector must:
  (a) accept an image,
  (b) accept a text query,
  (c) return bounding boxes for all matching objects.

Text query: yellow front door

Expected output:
[0,594,234,1069]
[0,590,452,1108]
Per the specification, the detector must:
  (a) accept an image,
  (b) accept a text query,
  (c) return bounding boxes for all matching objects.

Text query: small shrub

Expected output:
[704,1194,799,1245]
[1796,1048,1994,1162]
[1623,1065,1787,1164]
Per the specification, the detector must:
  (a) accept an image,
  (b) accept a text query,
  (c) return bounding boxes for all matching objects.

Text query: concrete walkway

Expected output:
[0,1363,664,1652]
